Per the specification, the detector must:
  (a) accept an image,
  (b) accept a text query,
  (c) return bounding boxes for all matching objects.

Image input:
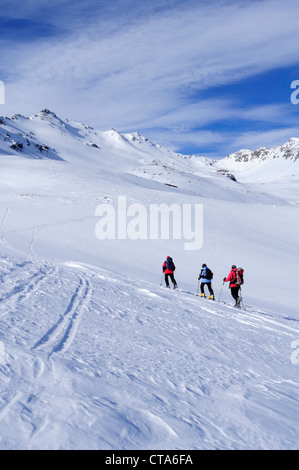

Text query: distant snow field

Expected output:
[0,110,298,449]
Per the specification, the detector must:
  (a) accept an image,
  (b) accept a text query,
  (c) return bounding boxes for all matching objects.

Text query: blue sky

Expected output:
[0,0,299,158]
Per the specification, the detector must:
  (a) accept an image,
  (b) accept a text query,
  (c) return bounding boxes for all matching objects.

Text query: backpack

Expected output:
[166,257,175,271]
[205,267,213,280]
[235,267,244,285]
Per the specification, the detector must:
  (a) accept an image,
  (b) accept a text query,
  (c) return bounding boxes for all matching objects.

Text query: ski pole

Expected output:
[160,273,164,286]
[196,278,200,296]
[239,286,244,308]
[218,281,225,302]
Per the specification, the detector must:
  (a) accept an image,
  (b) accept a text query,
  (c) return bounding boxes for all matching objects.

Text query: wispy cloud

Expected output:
[230,127,299,151]
[1,0,299,155]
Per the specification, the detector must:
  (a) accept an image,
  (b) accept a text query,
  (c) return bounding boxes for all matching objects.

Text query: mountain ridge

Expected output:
[1,109,299,167]
[224,137,299,163]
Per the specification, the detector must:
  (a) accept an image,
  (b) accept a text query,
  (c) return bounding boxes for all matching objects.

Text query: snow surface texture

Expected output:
[0,110,298,450]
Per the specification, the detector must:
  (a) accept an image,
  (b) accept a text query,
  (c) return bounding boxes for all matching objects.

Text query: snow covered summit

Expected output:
[225,138,299,163]
[215,138,299,184]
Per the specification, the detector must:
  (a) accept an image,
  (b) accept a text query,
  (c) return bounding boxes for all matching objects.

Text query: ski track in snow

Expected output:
[0,260,93,448]
[0,265,57,318]
[32,275,92,356]
[29,225,46,257]
[0,208,9,233]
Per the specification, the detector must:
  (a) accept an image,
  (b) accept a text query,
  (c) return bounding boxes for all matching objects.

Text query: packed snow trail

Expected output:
[0,254,298,450]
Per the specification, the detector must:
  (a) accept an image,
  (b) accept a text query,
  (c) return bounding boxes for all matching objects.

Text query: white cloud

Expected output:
[231,127,299,151]
[2,0,299,152]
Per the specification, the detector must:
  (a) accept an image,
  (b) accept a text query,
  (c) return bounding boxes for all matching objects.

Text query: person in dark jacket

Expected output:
[223,265,241,307]
[162,256,178,289]
[198,263,214,299]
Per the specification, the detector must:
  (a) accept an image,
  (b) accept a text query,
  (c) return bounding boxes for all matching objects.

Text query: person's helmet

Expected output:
[231,265,236,269]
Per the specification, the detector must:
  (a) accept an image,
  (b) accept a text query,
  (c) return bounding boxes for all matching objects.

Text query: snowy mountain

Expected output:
[216,138,299,186]
[225,138,299,163]
[0,110,298,449]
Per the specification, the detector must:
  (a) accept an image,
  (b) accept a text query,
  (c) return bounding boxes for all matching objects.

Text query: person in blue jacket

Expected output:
[198,263,214,299]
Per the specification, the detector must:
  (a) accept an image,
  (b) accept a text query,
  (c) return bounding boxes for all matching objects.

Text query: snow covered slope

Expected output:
[0,251,298,450]
[0,110,298,449]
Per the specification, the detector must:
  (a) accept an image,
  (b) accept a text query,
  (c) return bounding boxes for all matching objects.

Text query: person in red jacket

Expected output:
[223,265,242,307]
[162,256,178,289]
